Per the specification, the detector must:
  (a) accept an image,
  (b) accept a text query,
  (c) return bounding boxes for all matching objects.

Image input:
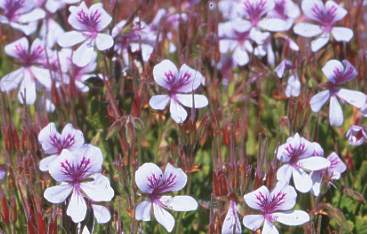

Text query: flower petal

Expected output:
[162,163,187,192]
[176,64,204,93]
[60,123,85,150]
[44,184,73,203]
[222,201,242,234]
[58,31,86,47]
[273,210,310,226]
[276,165,293,184]
[175,94,208,109]
[135,200,152,221]
[302,0,324,21]
[329,96,343,127]
[67,190,87,223]
[311,171,323,196]
[244,186,270,210]
[95,33,114,51]
[331,27,353,42]
[0,68,24,92]
[299,157,331,171]
[232,47,250,66]
[38,122,60,154]
[149,95,170,110]
[310,90,330,112]
[336,89,366,108]
[292,168,312,193]
[135,163,163,194]
[293,23,322,38]
[322,59,344,83]
[270,182,297,211]
[153,203,175,233]
[259,18,291,32]
[30,66,51,89]
[39,155,57,172]
[153,60,178,89]
[262,220,279,234]
[18,8,45,23]
[160,195,198,212]
[242,215,264,231]
[311,34,330,52]
[169,100,188,124]
[18,71,36,105]
[73,41,97,67]
[4,37,29,59]
[91,204,111,224]
[80,174,114,202]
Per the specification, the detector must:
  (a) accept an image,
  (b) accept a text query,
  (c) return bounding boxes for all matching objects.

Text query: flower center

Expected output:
[256,191,286,217]
[244,0,267,26]
[77,9,101,33]
[312,5,338,30]
[285,143,306,166]
[147,172,177,195]
[15,43,44,66]
[60,156,91,183]
[49,134,76,153]
[164,71,192,95]
[274,0,288,20]
[3,0,25,21]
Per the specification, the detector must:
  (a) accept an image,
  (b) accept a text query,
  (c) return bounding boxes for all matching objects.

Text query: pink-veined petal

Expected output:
[270,182,297,211]
[153,60,178,89]
[244,186,270,210]
[60,123,85,150]
[89,3,112,31]
[325,1,347,22]
[135,163,163,194]
[5,37,29,59]
[38,122,60,154]
[302,0,324,21]
[322,59,343,83]
[176,64,204,93]
[162,163,187,192]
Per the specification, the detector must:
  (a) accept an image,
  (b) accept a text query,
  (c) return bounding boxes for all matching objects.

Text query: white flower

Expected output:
[0,0,45,35]
[218,18,267,66]
[221,200,242,234]
[311,152,347,196]
[285,74,301,98]
[243,182,310,234]
[310,59,366,127]
[259,0,300,32]
[38,122,84,171]
[275,59,293,79]
[149,60,208,124]
[0,37,51,104]
[135,163,198,232]
[276,133,330,193]
[346,125,367,146]
[58,2,113,67]
[40,18,64,48]
[218,0,242,20]
[293,0,354,52]
[44,146,114,223]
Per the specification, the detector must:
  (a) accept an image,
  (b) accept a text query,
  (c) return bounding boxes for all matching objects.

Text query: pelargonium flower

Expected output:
[218,18,267,66]
[149,60,208,124]
[346,125,367,146]
[135,163,198,232]
[274,60,301,98]
[242,0,274,28]
[259,0,300,32]
[218,0,242,20]
[44,146,114,223]
[276,133,330,193]
[0,37,51,104]
[310,59,366,127]
[221,200,242,234]
[311,152,347,196]
[0,0,45,35]
[243,182,310,234]
[58,2,113,67]
[293,0,353,52]
[38,122,84,171]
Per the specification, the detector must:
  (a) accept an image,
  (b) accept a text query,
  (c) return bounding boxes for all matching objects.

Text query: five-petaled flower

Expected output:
[135,162,198,233]
[311,152,347,196]
[310,59,366,127]
[44,146,114,223]
[0,0,45,35]
[149,60,208,124]
[243,182,310,234]
[58,2,113,67]
[0,37,51,104]
[276,133,330,193]
[346,125,367,146]
[38,122,85,171]
[221,200,242,234]
[293,0,354,52]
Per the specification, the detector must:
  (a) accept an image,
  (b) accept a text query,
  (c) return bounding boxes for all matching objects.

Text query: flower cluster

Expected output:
[39,123,114,225]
